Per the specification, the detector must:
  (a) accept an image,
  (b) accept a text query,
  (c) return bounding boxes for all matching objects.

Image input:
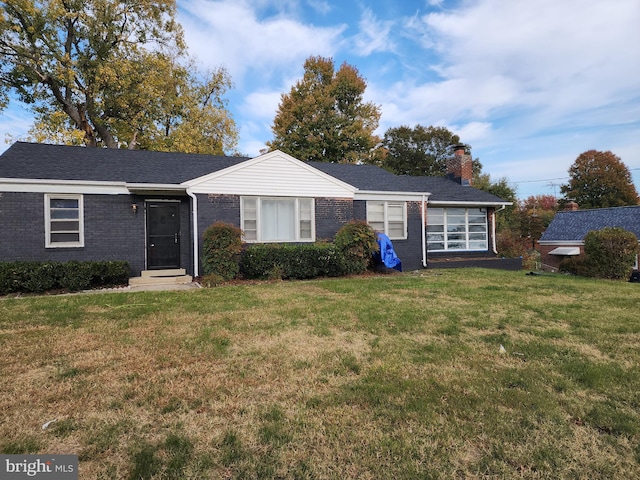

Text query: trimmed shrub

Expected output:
[241,243,347,280]
[89,261,131,287]
[0,260,130,295]
[334,221,379,274]
[57,261,94,292]
[201,222,244,280]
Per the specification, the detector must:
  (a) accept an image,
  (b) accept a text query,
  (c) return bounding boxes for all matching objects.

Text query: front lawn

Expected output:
[1,269,638,479]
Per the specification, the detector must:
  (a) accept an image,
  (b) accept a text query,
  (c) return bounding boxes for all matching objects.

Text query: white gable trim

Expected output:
[354,190,430,202]
[429,200,513,207]
[0,178,129,195]
[183,150,357,198]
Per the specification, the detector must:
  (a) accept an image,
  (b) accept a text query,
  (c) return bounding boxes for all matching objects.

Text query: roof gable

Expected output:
[184,150,357,197]
[540,206,640,242]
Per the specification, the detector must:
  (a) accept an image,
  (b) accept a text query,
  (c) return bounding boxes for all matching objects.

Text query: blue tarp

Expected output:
[374,232,402,271]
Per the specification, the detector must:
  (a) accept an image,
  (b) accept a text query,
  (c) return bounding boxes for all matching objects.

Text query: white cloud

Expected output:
[239,90,282,121]
[178,0,345,84]
[307,0,331,15]
[351,8,396,56]
[414,0,640,124]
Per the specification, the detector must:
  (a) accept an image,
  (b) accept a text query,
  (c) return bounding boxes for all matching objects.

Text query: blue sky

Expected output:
[1,0,639,199]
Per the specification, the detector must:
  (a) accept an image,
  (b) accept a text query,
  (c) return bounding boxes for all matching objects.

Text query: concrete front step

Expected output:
[129,269,192,286]
[141,268,186,278]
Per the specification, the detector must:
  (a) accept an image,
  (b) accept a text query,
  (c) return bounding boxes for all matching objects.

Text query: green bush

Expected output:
[559,256,595,277]
[334,221,379,274]
[57,261,95,292]
[241,243,347,280]
[201,222,244,280]
[584,227,638,280]
[0,260,130,295]
[560,227,638,280]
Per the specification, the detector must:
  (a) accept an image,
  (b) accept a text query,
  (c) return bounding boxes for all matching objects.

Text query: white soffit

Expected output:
[549,247,581,256]
[184,150,357,198]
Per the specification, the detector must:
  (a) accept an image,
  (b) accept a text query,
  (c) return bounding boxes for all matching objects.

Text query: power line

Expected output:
[510,166,640,185]
[509,176,568,184]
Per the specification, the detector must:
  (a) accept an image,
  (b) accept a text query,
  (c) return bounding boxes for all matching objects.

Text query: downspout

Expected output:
[421,195,428,267]
[187,188,199,277]
[492,205,506,255]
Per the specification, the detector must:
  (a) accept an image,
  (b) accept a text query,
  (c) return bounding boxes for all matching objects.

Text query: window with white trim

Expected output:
[426,207,487,251]
[45,194,84,247]
[241,197,315,242]
[366,201,407,239]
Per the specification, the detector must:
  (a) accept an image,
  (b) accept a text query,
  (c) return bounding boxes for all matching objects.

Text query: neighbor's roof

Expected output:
[539,206,640,242]
[0,142,509,204]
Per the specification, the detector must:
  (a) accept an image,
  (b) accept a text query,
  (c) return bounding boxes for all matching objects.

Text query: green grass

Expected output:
[1,268,639,478]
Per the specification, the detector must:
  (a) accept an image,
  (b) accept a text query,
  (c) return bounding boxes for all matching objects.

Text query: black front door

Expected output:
[147,202,181,269]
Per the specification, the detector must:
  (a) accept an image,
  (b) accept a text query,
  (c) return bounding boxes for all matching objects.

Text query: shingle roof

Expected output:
[309,162,509,204]
[540,206,640,242]
[0,142,249,184]
[1,142,509,204]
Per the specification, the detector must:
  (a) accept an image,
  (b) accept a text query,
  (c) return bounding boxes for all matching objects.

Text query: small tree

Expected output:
[201,222,244,281]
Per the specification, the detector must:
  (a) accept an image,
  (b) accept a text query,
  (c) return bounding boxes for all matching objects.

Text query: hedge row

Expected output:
[240,243,348,280]
[200,220,380,283]
[0,260,130,295]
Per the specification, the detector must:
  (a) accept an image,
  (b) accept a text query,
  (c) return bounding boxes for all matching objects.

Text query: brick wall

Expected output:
[0,192,194,277]
[538,244,584,272]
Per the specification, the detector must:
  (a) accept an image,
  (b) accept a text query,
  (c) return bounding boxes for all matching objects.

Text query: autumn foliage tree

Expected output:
[560,150,638,209]
[0,0,238,153]
[268,56,381,163]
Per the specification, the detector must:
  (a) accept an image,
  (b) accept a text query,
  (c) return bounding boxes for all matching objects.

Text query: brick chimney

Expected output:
[446,144,472,186]
[564,201,579,211]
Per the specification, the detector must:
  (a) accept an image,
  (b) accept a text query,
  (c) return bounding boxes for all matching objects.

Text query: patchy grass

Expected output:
[1,269,639,479]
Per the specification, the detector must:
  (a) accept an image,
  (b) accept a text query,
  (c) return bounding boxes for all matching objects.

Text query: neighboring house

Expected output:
[0,142,514,278]
[538,205,640,272]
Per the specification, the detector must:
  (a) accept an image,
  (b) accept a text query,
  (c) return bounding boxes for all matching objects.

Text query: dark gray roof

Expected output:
[0,142,249,184]
[1,142,509,204]
[540,206,640,242]
[310,162,509,204]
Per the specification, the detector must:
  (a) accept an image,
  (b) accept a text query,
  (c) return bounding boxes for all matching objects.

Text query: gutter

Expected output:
[492,205,506,254]
[421,194,428,268]
[186,188,199,277]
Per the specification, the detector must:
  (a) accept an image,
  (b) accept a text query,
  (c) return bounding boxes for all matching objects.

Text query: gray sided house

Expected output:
[538,206,640,272]
[0,142,513,278]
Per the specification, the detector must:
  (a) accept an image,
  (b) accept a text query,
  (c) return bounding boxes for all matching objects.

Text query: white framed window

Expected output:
[366,201,407,240]
[241,197,315,242]
[45,194,84,248]
[427,207,487,252]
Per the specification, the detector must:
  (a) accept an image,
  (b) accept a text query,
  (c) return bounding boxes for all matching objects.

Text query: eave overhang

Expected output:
[354,190,431,201]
